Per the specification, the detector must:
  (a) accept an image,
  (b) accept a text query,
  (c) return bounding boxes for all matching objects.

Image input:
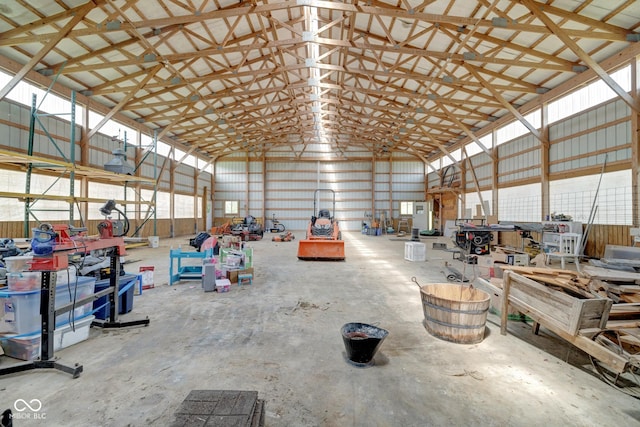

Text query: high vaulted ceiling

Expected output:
[0,0,639,162]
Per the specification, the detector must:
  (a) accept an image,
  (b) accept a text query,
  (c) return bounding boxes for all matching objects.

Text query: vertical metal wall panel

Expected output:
[139,162,158,182]
[0,100,9,121]
[427,171,439,188]
[253,159,424,231]
[172,163,194,194]
[374,182,390,192]
[465,152,493,190]
[10,103,21,129]
[197,174,211,190]
[548,98,631,174]
[0,124,8,146]
[496,133,541,186]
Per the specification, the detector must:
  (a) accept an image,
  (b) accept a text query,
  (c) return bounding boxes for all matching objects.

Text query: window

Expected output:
[225,200,239,216]
[400,201,413,216]
[548,65,631,124]
[496,109,541,146]
[174,194,194,218]
[0,70,84,123]
[88,111,137,142]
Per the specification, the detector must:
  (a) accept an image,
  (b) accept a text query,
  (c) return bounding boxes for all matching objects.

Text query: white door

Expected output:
[413,201,429,230]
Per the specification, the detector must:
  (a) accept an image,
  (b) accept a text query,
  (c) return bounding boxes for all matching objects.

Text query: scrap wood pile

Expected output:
[498,265,592,298]
[496,265,640,328]
[591,281,640,303]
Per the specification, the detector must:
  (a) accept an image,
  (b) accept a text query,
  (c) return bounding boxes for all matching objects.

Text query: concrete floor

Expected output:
[1,231,639,426]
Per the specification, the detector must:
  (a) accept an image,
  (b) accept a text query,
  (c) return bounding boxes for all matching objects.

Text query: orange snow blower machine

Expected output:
[297,189,345,261]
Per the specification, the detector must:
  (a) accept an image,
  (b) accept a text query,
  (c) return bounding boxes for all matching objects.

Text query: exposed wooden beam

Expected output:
[465,65,548,145]
[521,0,640,114]
[0,1,95,102]
[86,64,162,140]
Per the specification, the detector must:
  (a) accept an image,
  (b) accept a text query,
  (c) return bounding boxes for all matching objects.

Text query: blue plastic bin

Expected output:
[93,274,137,320]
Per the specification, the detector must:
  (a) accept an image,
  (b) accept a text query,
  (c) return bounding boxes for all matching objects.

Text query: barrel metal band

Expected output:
[425,316,485,330]
[422,300,488,315]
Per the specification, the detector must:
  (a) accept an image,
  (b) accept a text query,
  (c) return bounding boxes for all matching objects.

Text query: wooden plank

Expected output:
[620,334,640,347]
[500,271,511,335]
[571,333,628,374]
[582,265,640,283]
[621,294,640,303]
[500,265,583,276]
[509,281,573,334]
[509,285,572,331]
[518,274,593,299]
[605,319,640,329]
[576,299,612,331]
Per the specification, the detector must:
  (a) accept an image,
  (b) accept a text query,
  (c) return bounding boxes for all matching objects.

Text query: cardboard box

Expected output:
[506,253,529,266]
[491,252,508,264]
[225,269,241,283]
[225,267,254,284]
[476,255,494,267]
[215,279,231,292]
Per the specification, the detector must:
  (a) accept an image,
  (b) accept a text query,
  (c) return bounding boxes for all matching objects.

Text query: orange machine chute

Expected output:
[297,189,345,261]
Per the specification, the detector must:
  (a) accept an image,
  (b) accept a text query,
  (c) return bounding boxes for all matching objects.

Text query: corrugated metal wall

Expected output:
[248,161,264,216]
[374,161,391,221]
[0,99,80,161]
[465,152,493,190]
[214,156,425,231]
[264,161,317,230]
[174,163,195,194]
[497,133,541,185]
[549,98,630,173]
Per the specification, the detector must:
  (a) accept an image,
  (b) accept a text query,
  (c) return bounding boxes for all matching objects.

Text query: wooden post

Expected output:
[500,270,512,335]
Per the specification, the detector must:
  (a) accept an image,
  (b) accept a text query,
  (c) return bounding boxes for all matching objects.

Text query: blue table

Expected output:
[169,248,213,285]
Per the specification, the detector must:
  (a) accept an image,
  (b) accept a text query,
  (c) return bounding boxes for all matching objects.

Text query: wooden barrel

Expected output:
[420,283,490,344]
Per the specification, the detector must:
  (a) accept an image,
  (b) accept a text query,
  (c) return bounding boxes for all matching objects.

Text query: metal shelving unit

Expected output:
[0,87,158,238]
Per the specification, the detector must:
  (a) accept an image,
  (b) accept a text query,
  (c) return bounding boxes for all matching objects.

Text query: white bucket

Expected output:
[148,236,159,248]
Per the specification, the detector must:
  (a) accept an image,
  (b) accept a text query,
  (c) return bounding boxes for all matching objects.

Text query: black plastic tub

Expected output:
[341,322,389,368]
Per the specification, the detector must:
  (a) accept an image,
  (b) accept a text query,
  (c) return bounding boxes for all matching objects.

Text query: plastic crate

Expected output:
[54,276,96,327]
[56,315,95,350]
[404,242,426,262]
[93,274,137,320]
[7,271,41,291]
[1,276,97,334]
[0,315,95,361]
[1,288,40,334]
[220,247,253,268]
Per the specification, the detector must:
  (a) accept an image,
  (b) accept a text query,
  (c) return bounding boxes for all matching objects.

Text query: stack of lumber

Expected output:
[581,265,640,328]
[590,280,640,303]
[499,265,592,299]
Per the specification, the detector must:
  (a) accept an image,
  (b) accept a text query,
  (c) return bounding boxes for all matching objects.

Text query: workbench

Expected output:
[169,247,213,285]
[0,235,150,378]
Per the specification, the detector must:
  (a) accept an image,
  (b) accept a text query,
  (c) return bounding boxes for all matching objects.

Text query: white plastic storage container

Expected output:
[7,271,41,291]
[1,288,40,335]
[5,265,80,291]
[404,242,426,262]
[55,265,78,285]
[0,275,97,334]
[54,276,96,327]
[0,332,41,360]
[55,314,95,350]
[3,255,33,273]
[0,315,95,361]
